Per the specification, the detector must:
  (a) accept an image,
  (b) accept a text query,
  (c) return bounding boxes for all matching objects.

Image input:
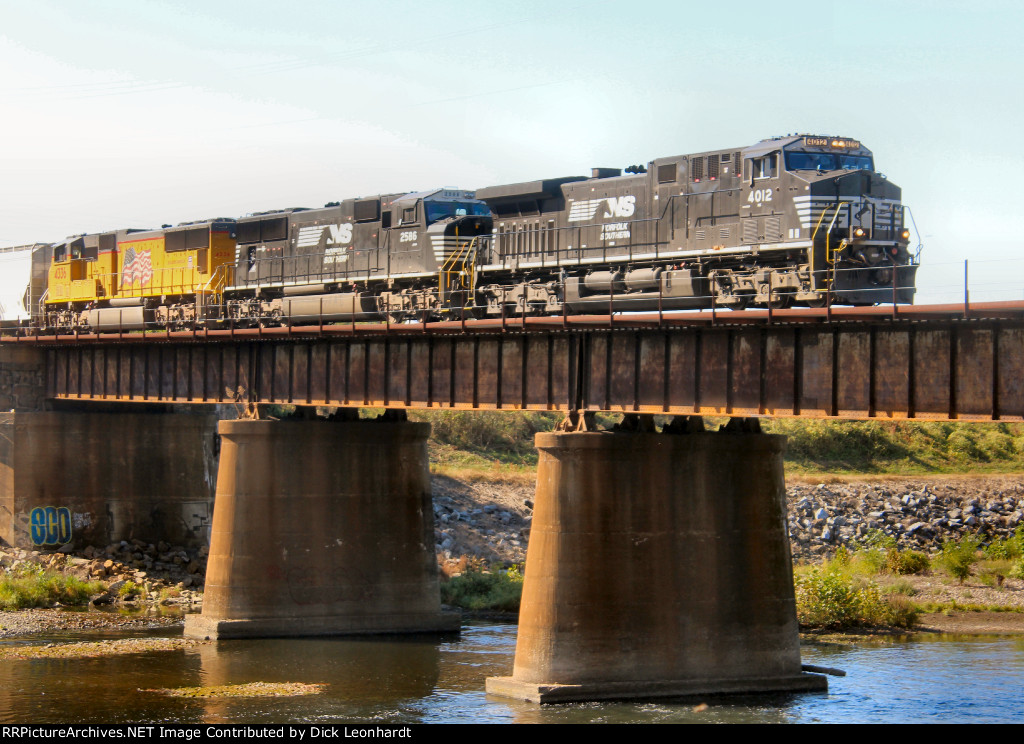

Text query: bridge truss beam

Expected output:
[34,315,1024,421]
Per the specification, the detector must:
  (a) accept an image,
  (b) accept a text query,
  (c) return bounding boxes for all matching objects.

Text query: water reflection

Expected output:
[0,622,1022,723]
[195,635,444,723]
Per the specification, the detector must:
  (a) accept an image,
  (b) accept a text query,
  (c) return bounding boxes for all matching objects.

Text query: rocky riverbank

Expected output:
[2,473,1022,637]
[430,473,1024,566]
[0,538,206,612]
[784,475,1024,561]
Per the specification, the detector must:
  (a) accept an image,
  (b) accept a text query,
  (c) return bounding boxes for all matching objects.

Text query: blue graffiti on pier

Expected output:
[29,506,73,546]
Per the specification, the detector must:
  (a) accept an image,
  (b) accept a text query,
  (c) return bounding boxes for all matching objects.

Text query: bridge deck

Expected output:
[6,302,1024,421]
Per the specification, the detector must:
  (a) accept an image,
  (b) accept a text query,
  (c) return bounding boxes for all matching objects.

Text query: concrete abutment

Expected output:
[0,409,218,550]
[486,428,827,703]
[184,418,459,639]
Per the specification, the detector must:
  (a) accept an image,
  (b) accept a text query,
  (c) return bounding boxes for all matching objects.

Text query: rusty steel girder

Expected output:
[28,308,1024,421]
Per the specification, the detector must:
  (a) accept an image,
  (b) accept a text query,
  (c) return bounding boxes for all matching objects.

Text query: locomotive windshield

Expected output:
[785,152,873,172]
[425,201,490,224]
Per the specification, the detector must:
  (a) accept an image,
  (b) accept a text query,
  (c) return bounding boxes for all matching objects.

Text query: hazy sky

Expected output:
[2,0,1021,303]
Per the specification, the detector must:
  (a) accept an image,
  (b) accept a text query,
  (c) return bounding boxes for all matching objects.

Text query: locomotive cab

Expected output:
[747,135,918,305]
[390,189,491,313]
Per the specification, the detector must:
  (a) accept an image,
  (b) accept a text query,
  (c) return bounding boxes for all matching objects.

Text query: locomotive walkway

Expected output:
[3,301,1023,704]
[4,300,1024,421]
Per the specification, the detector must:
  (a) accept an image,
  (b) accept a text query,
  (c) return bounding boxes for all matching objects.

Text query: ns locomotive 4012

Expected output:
[29,134,918,331]
[470,133,918,317]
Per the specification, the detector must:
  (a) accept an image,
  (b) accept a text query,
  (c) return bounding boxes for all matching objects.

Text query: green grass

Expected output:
[0,565,106,610]
[301,410,1024,479]
[424,412,1024,477]
[765,419,1024,475]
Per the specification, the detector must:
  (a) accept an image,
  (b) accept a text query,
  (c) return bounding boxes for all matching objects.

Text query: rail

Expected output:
[7,257,1023,341]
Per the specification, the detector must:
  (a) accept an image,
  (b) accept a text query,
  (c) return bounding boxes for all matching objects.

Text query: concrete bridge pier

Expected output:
[486,420,827,703]
[184,414,459,640]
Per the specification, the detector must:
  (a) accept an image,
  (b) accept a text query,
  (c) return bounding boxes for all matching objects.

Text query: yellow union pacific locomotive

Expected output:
[44,220,236,331]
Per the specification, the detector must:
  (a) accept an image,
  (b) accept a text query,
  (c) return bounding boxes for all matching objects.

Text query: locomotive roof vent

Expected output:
[591,167,622,179]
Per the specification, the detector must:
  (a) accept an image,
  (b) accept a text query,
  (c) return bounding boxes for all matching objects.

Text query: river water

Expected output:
[1,621,1022,724]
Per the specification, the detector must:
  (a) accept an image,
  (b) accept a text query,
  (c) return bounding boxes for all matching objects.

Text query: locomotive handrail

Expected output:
[438,234,481,311]
[904,205,925,263]
[824,202,849,267]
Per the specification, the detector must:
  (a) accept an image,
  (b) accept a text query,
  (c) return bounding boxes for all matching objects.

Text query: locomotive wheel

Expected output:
[724,294,752,311]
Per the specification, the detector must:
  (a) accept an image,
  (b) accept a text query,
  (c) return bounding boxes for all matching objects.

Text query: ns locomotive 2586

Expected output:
[26,134,918,331]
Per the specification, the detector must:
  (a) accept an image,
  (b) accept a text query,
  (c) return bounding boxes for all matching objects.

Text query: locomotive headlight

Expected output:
[853,227,867,238]
[900,229,911,240]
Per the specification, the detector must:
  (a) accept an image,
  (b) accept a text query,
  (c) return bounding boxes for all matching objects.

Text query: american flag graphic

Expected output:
[122,247,153,287]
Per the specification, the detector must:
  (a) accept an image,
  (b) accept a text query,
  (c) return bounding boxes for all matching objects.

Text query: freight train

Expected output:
[11,134,919,332]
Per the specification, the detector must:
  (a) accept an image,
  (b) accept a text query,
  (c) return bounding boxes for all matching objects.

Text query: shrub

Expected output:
[1009,558,1024,581]
[847,530,897,575]
[979,561,1012,588]
[885,549,930,575]
[860,529,897,551]
[936,535,981,583]
[880,595,920,629]
[854,549,888,575]
[440,564,524,612]
[985,527,1024,560]
[796,568,878,628]
[795,565,921,630]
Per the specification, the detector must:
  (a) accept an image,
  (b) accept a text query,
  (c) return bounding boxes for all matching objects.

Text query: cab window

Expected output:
[748,153,778,180]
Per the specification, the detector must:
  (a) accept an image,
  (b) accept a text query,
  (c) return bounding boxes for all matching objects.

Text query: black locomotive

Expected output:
[469,134,917,317]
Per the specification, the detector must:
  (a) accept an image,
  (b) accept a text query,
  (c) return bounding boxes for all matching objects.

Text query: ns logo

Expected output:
[603,195,635,218]
[568,194,638,223]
